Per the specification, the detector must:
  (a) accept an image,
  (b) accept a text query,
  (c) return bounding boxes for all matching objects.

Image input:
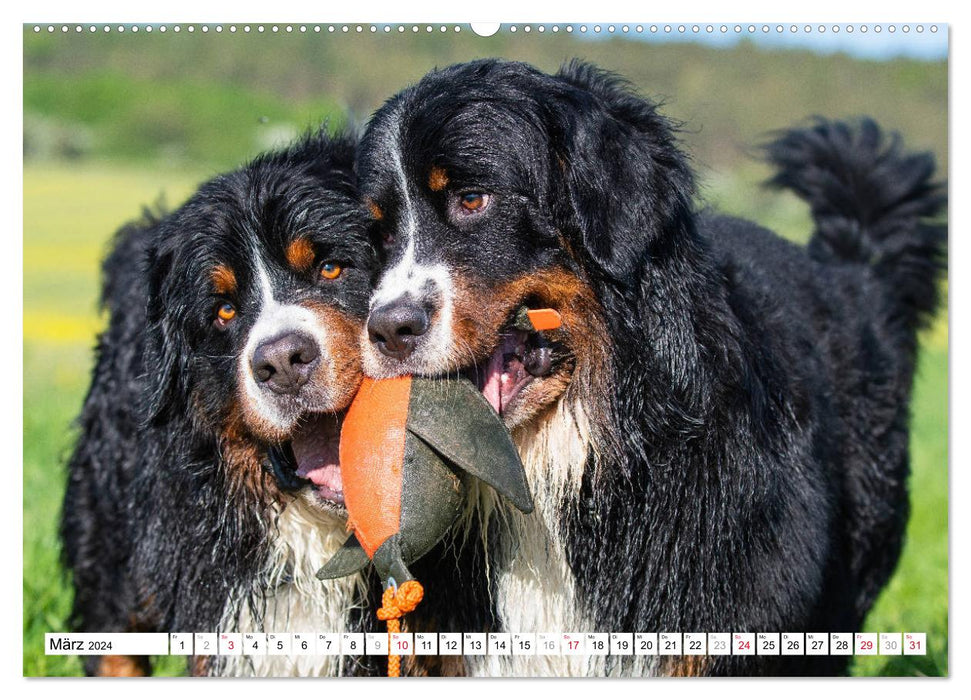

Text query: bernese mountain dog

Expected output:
[59,129,386,676]
[356,59,946,676]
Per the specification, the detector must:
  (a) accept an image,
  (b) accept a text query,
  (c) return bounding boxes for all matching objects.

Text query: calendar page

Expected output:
[22,11,948,681]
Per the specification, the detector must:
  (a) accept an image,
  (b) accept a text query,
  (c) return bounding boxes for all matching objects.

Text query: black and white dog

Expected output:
[355,59,946,676]
[60,130,386,676]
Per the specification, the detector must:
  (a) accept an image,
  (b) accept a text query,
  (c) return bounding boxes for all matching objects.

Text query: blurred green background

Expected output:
[23,26,948,677]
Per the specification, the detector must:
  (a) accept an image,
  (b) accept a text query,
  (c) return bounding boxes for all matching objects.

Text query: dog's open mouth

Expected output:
[468,308,568,416]
[267,413,345,509]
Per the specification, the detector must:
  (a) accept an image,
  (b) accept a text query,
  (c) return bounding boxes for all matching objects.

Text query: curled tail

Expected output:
[763,117,946,334]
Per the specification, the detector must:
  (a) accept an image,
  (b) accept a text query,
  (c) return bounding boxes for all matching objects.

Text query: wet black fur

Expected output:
[59,130,379,675]
[362,59,946,675]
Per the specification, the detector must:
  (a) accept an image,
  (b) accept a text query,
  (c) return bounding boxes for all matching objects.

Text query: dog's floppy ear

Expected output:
[143,234,192,425]
[546,61,696,282]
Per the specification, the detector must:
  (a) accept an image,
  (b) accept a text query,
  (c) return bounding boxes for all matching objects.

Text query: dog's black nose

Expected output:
[251,332,320,395]
[368,302,430,360]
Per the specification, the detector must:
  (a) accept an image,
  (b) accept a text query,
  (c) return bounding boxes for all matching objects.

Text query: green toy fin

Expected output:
[371,534,417,587]
[315,533,370,580]
[407,376,534,514]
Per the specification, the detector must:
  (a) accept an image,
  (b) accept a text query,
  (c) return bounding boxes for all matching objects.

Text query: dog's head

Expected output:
[358,59,695,428]
[144,130,376,510]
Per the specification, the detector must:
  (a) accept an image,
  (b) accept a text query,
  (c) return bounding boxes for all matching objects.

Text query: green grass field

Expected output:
[22,162,948,677]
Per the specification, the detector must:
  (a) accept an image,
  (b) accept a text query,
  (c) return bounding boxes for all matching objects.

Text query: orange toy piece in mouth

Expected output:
[338,376,412,558]
[525,308,562,332]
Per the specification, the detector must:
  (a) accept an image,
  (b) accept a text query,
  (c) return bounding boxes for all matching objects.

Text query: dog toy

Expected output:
[315,373,534,583]
[316,307,560,675]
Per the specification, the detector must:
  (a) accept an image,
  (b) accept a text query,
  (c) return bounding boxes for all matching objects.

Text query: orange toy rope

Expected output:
[376,580,424,677]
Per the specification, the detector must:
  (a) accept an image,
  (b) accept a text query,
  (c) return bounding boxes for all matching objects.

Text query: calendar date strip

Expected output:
[46,632,927,657]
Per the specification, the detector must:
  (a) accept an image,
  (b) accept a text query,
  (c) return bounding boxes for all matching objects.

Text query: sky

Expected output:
[564,23,949,62]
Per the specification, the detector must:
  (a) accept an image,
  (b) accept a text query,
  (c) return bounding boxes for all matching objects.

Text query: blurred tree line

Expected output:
[24,28,946,173]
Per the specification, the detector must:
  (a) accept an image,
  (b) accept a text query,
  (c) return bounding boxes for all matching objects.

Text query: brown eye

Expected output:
[319,261,343,280]
[215,302,236,328]
[459,192,490,213]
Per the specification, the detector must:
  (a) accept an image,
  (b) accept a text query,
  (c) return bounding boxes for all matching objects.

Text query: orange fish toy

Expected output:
[315,307,559,675]
[316,307,561,587]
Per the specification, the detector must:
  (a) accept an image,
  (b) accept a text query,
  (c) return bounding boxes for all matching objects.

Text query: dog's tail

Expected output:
[763,117,946,335]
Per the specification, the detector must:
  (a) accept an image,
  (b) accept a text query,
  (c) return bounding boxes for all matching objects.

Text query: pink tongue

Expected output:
[482,346,505,414]
[291,414,342,492]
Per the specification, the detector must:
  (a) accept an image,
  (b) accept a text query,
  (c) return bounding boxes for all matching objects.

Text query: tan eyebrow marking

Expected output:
[211,264,237,296]
[286,237,316,272]
[428,165,449,192]
[366,197,384,221]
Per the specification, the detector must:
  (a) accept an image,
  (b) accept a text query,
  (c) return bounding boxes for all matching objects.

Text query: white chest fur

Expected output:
[216,496,365,677]
[463,399,658,677]
[462,401,592,676]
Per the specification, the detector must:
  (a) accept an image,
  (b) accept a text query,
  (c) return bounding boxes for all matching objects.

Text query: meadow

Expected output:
[23,28,948,676]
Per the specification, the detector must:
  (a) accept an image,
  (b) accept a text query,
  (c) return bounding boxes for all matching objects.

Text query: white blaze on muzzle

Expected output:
[239,258,337,430]
[364,118,457,375]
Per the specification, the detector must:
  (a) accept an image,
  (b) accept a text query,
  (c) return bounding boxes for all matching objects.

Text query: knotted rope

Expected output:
[376,579,424,677]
